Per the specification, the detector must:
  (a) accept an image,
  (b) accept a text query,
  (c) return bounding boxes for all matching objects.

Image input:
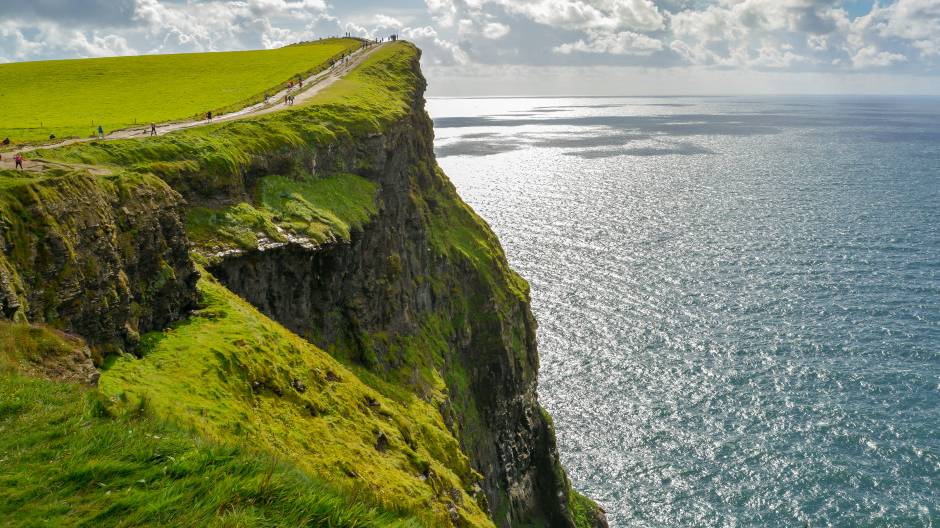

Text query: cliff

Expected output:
[0,42,606,528]
[0,169,197,356]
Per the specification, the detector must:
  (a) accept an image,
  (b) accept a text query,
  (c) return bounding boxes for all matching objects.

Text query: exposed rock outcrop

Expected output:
[0,172,198,356]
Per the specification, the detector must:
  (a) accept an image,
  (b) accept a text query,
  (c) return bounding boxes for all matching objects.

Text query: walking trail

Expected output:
[0,42,385,173]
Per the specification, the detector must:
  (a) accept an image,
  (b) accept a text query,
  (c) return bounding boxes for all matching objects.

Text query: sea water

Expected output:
[428,96,940,527]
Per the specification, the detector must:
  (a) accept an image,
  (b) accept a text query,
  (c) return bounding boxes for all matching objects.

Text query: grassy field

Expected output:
[0,38,360,145]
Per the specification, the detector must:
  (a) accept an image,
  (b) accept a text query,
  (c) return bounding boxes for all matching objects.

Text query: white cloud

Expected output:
[495,0,665,32]
[482,22,511,39]
[852,45,908,68]
[374,14,405,29]
[555,29,662,55]
[426,0,459,27]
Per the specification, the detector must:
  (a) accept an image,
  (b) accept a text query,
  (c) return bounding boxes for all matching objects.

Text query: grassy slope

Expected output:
[0,324,425,528]
[0,38,359,144]
[100,274,492,527]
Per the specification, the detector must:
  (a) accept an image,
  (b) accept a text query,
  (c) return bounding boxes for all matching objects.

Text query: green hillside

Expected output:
[0,322,425,528]
[0,38,359,144]
[0,40,607,528]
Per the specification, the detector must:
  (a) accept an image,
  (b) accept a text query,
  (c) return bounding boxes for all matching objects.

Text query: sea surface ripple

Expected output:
[429,96,940,528]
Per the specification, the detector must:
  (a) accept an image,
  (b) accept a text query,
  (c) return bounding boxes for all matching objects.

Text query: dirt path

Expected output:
[0,42,385,172]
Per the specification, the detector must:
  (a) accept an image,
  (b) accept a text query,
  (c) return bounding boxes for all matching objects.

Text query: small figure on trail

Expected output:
[206,111,213,122]
[290,95,295,105]
[284,94,289,105]
[150,123,157,136]
[97,125,104,140]
[264,92,269,103]
[14,153,24,170]
[298,77,303,89]
[1,137,9,146]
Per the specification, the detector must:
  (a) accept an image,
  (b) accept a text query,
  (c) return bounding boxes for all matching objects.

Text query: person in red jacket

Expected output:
[14,153,24,170]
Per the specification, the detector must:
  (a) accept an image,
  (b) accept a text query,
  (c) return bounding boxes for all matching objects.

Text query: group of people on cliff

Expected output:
[1,35,403,172]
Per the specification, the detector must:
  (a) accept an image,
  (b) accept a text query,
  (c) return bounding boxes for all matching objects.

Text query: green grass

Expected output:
[0,320,85,374]
[0,335,427,527]
[25,42,420,205]
[98,272,494,527]
[186,172,378,255]
[569,489,604,528]
[0,38,360,144]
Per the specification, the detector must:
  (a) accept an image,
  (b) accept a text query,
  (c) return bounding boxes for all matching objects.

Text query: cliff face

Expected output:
[0,171,197,357]
[206,54,588,528]
[0,42,605,528]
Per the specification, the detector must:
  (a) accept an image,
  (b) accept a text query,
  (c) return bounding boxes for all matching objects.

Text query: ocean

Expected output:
[427,96,940,527]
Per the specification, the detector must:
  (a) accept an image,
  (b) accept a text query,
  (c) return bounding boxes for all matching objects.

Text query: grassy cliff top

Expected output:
[29,42,423,255]
[0,38,360,144]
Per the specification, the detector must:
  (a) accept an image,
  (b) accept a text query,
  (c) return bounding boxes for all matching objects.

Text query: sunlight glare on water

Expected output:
[428,96,940,527]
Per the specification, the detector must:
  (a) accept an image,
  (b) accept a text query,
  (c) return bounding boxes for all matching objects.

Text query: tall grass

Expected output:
[0,339,426,527]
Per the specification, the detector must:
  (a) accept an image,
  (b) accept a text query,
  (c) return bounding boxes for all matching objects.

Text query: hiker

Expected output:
[284,94,289,105]
[206,111,213,122]
[1,137,9,146]
[298,78,303,89]
[150,123,157,136]
[97,125,104,140]
[14,153,24,170]
[264,92,269,103]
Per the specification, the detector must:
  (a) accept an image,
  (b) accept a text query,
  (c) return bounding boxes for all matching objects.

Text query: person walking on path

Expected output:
[206,111,213,122]
[150,123,157,136]
[97,125,104,140]
[14,153,24,170]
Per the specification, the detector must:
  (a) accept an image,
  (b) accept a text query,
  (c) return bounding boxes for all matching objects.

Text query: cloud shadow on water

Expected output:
[433,113,784,137]
[565,142,716,159]
[434,140,524,158]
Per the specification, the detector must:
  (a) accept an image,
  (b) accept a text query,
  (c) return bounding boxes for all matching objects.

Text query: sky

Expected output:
[1,0,939,95]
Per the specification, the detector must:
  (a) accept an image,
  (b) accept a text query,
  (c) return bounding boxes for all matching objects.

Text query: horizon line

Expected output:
[427,93,940,99]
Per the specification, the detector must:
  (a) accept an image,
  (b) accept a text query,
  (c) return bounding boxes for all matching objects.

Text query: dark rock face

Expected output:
[0,174,198,355]
[208,56,601,528]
